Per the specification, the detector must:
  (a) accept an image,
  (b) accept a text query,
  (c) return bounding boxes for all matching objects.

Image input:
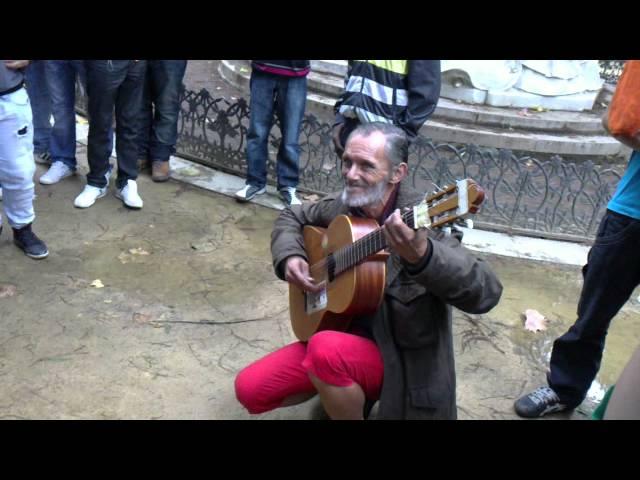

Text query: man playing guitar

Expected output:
[235,122,503,420]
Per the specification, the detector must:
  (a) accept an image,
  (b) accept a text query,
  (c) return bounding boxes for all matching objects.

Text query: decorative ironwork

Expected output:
[599,60,625,84]
[75,85,626,242]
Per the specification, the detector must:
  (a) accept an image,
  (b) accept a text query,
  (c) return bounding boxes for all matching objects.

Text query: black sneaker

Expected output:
[12,224,49,259]
[235,184,266,202]
[34,151,52,165]
[514,386,568,418]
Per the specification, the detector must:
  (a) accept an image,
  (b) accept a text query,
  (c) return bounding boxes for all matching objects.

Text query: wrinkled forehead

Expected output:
[344,131,390,166]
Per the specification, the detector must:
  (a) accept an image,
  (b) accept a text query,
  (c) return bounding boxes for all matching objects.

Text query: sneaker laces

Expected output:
[48,161,70,176]
[124,180,138,195]
[529,386,560,406]
[15,227,40,246]
[281,187,299,202]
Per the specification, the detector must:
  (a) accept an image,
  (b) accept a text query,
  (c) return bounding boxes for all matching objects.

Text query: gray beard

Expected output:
[341,180,389,208]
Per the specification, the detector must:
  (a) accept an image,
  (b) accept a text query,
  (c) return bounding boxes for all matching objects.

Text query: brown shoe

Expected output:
[151,161,170,182]
[138,158,150,172]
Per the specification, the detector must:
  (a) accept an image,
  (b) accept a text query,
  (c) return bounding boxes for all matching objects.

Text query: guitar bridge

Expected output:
[305,288,327,314]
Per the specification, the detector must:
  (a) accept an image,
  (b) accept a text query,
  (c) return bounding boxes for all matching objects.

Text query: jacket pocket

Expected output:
[386,280,444,349]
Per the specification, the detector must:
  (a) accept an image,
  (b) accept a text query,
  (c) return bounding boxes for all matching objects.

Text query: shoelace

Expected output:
[16,228,40,246]
[529,387,559,406]
[49,162,69,176]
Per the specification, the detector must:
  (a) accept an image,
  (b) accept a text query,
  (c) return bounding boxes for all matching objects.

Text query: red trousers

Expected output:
[235,330,384,414]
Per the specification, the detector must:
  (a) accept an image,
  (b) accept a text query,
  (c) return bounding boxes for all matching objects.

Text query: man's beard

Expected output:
[341,178,389,208]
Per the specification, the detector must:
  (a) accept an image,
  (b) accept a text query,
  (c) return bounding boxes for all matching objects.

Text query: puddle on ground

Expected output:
[481,252,640,391]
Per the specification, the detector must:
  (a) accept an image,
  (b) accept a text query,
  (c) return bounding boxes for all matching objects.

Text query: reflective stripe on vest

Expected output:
[344,75,408,107]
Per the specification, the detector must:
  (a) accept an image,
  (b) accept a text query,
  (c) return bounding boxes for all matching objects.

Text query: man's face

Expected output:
[340,132,393,208]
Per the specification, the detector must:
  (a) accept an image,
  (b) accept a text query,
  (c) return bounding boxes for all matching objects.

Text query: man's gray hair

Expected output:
[346,122,409,167]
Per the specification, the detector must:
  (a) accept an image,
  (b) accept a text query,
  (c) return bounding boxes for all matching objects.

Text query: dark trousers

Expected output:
[549,209,640,407]
[137,60,187,163]
[85,60,146,189]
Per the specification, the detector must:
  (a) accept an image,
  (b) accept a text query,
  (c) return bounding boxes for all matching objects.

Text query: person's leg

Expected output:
[274,75,306,191]
[245,70,277,189]
[85,60,127,188]
[604,346,640,419]
[24,60,51,159]
[39,61,79,186]
[113,60,146,190]
[548,211,640,407]
[147,60,186,164]
[137,61,153,168]
[302,330,384,420]
[235,342,317,414]
[45,60,80,170]
[0,88,48,258]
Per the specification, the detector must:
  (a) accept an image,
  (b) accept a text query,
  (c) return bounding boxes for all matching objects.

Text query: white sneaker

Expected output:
[74,185,107,208]
[115,179,143,209]
[234,184,266,202]
[279,187,302,206]
[40,161,75,185]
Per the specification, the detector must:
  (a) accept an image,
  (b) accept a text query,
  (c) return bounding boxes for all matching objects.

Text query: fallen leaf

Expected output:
[117,252,130,264]
[129,248,150,256]
[523,309,548,332]
[0,284,17,298]
[90,279,105,289]
[302,194,321,202]
[133,312,152,324]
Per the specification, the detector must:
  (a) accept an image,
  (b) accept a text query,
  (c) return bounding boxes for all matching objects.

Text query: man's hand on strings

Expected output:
[383,208,429,264]
[285,256,325,293]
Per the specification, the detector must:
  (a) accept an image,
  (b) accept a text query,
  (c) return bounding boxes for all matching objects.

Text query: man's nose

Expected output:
[345,164,359,181]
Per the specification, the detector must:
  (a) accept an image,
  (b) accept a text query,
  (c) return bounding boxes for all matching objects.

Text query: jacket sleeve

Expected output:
[397,60,441,140]
[403,233,502,314]
[271,195,343,280]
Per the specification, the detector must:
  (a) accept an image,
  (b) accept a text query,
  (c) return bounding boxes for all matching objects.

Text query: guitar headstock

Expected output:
[412,179,485,229]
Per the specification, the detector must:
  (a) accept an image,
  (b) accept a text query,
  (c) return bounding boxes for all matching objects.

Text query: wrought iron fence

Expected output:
[599,60,625,84]
[76,84,625,243]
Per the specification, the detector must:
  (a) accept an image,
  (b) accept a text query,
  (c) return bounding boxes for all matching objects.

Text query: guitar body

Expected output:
[289,215,387,341]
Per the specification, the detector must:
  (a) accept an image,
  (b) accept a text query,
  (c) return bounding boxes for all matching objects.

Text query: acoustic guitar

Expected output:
[289,179,485,341]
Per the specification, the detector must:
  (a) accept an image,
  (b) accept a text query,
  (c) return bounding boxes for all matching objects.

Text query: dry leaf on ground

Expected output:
[523,309,548,332]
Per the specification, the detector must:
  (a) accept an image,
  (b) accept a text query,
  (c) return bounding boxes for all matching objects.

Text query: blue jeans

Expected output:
[548,209,640,407]
[85,60,146,189]
[44,60,86,170]
[25,60,51,155]
[137,60,187,163]
[245,69,306,190]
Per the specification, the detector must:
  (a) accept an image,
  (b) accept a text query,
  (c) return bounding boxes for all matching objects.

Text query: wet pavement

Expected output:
[1,144,639,419]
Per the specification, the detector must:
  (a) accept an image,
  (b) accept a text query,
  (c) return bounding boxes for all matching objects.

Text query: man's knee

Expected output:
[234,366,273,415]
[305,331,345,377]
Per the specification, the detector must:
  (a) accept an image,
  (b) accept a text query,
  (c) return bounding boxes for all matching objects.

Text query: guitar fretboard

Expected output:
[330,209,416,278]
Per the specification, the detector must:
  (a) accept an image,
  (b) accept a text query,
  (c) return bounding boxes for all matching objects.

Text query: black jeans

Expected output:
[137,60,187,163]
[549,209,640,407]
[85,60,146,189]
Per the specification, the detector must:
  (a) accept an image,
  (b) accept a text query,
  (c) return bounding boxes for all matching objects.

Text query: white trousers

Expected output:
[0,87,36,229]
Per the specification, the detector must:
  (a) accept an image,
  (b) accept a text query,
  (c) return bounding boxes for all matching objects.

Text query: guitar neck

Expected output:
[331,210,415,277]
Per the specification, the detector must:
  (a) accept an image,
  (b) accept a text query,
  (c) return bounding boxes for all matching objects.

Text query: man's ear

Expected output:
[389,163,408,184]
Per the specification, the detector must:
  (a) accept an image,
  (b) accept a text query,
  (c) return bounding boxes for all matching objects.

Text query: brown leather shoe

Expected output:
[137,158,150,172]
[151,161,170,182]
